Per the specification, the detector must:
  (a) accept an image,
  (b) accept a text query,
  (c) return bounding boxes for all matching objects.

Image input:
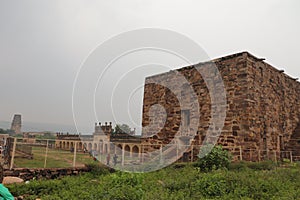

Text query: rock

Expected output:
[3,176,24,184]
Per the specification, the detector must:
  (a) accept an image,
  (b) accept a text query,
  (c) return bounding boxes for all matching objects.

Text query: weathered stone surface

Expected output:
[141,52,300,161]
[3,176,24,185]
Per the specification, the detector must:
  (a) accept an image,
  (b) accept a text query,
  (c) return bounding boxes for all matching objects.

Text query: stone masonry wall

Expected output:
[141,52,300,161]
[246,55,300,159]
[4,167,90,181]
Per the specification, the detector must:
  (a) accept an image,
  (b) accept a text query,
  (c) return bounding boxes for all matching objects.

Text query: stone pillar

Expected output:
[122,143,125,166]
[130,145,133,158]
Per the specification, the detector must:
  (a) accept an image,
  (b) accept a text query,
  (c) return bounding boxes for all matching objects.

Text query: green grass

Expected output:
[14,146,139,168]
[7,162,300,200]
[14,147,96,168]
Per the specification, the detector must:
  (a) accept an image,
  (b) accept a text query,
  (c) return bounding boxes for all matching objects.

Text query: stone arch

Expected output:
[78,142,82,150]
[116,144,122,154]
[63,141,66,149]
[70,142,74,148]
[94,143,97,151]
[124,145,130,157]
[59,141,62,148]
[88,143,92,151]
[66,142,70,149]
[132,145,139,154]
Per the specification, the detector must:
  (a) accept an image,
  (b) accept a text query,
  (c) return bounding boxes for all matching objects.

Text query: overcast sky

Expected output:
[0,0,299,133]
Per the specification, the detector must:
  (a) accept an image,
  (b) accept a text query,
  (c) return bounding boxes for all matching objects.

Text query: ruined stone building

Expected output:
[141,52,300,161]
[10,114,22,135]
[55,122,141,157]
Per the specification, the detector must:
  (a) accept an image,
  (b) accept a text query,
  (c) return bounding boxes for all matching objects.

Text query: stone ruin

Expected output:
[141,52,300,161]
[10,114,22,135]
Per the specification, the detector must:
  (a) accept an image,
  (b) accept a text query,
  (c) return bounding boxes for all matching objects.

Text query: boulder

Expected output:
[3,176,24,185]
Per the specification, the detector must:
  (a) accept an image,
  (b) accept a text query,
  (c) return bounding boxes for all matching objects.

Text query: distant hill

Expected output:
[0,121,91,134]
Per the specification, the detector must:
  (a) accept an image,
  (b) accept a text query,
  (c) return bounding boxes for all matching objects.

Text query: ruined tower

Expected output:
[10,114,22,135]
[141,52,300,161]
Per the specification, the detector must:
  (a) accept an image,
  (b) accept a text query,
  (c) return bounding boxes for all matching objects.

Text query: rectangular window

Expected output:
[182,110,190,127]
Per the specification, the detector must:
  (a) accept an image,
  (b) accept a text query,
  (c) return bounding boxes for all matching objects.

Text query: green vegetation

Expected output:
[0,128,14,135]
[113,124,132,134]
[196,145,231,172]
[35,132,56,140]
[7,162,300,200]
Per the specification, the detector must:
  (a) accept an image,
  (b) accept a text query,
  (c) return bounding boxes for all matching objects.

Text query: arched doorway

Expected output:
[124,145,130,157]
[132,145,139,154]
[116,144,122,154]
[88,143,92,151]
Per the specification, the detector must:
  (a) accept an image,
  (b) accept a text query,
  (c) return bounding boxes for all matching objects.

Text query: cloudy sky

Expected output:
[0,0,299,133]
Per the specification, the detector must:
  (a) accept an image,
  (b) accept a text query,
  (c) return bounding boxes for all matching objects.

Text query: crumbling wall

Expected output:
[4,167,90,181]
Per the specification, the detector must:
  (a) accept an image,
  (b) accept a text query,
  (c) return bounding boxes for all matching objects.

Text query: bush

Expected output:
[7,165,300,199]
[85,163,111,176]
[195,145,231,172]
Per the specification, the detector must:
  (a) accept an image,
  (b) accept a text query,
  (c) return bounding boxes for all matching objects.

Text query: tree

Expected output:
[0,128,11,134]
[196,145,231,172]
[113,124,131,134]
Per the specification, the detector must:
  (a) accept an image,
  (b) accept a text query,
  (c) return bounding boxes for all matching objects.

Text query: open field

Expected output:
[14,146,96,168]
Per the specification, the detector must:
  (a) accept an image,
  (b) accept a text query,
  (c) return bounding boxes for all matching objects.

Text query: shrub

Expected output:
[85,163,111,176]
[195,145,231,172]
[194,172,227,197]
[6,165,300,199]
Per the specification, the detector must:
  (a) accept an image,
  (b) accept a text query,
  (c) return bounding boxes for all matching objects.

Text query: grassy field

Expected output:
[7,162,300,200]
[14,147,96,168]
[14,146,141,168]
